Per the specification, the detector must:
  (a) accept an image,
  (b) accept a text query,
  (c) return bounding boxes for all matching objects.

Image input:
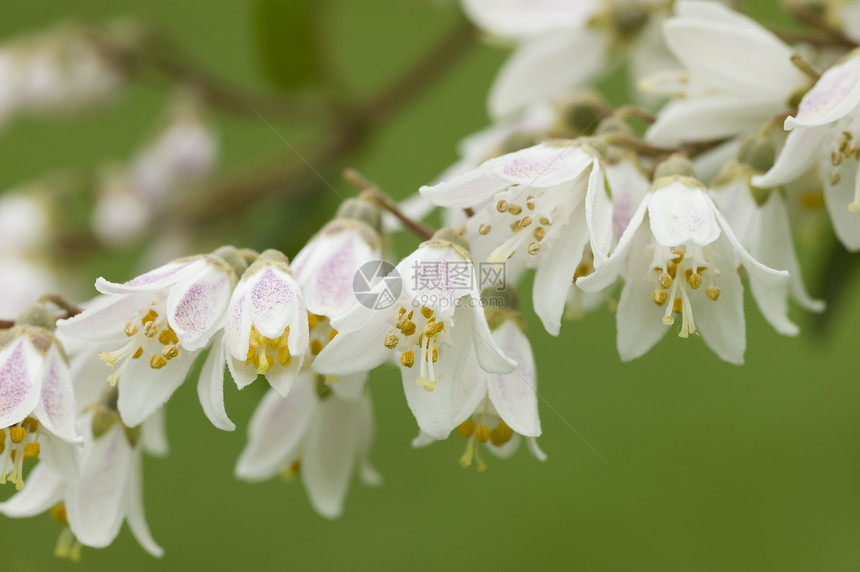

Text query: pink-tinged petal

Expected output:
[57,292,151,343]
[0,336,42,428]
[95,258,201,295]
[489,29,609,118]
[197,332,234,431]
[249,267,304,340]
[420,166,509,209]
[116,350,195,428]
[649,182,721,247]
[585,157,613,264]
[296,231,379,319]
[577,195,650,292]
[614,225,670,361]
[124,451,163,557]
[66,424,132,548]
[34,344,80,442]
[0,463,65,517]
[492,143,593,188]
[487,321,540,436]
[462,0,597,39]
[752,126,828,189]
[788,52,860,128]
[690,236,746,365]
[235,373,317,481]
[224,282,254,362]
[606,158,650,244]
[166,262,233,352]
[709,178,757,244]
[533,208,589,336]
[302,396,362,519]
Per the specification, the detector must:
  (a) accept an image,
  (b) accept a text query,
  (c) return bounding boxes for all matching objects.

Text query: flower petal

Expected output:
[420,165,509,209]
[96,258,200,295]
[822,159,860,251]
[166,261,233,352]
[788,52,860,128]
[487,320,540,436]
[649,182,721,247]
[34,344,80,442]
[0,335,43,428]
[461,0,597,39]
[124,451,163,557]
[464,302,517,373]
[0,462,65,517]
[752,126,828,189]
[140,407,169,457]
[235,374,317,481]
[116,350,194,428]
[197,332,234,431]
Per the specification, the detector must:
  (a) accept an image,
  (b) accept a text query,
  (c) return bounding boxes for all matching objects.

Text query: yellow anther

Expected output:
[144,321,159,338]
[533,227,546,241]
[672,298,683,314]
[132,347,144,359]
[651,289,668,306]
[671,250,684,263]
[246,345,256,364]
[421,306,434,319]
[478,224,491,235]
[832,151,843,166]
[307,313,319,330]
[431,345,438,363]
[310,339,323,355]
[383,333,399,349]
[158,328,178,346]
[141,309,158,325]
[329,329,338,340]
[149,355,167,370]
[10,426,25,443]
[162,344,179,360]
[400,351,414,368]
[520,216,532,227]
[667,262,677,279]
[830,171,842,186]
[475,425,490,443]
[801,192,825,209]
[573,262,592,281]
[0,428,5,441]
[527,242,542,255]
[424,320,445,337]
[508,204,522,215]
[497,200,510,212]
[51,504,69,527]
[510,220,523,232]
[686,271,702,290]
[526,197,535,210]
[457,420,476,438]
[23,417,38,432]
[277,345,291,367]
[659,272,672,289]
[490,423,514,446]
[124,322,139,337]
[706,286,721,301]
[24,442,40,460]
[399,321,416,337]
[539,216,551,225]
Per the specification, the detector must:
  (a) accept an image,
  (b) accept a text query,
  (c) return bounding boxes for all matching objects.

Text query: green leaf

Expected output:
[254,0,319,90]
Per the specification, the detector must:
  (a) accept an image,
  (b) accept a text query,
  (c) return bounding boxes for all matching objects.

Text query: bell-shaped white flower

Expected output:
[410,303,546,465]
[463,0,669,118]
[420,141,613,335]
[224,249,309,398]
[711,157,825,316]
[291,200,383,320]
[578,167,790,364]
[0,404,165,559]
[0,304,81,490]
[644,1,809,145]
[57,247,245,429]
[753,50,860,250]
[313,231,516,418]
[235,371,379,519]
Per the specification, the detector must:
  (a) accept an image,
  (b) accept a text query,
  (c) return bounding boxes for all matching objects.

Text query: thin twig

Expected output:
[37,294,84,318]
[0,320,14,329]
[344,168,435,240]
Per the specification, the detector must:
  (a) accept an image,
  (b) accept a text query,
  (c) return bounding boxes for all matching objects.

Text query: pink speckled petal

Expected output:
[34,344,80,443]
[0,336,42,428]
[166,261,234,351]
[648,182,721,247]
[96,258,202,295]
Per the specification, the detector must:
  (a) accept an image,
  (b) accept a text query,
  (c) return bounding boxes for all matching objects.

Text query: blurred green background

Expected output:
[3,1,860,571]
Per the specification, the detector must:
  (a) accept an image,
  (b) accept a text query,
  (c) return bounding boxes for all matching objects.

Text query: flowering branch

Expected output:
[344,168,435,240]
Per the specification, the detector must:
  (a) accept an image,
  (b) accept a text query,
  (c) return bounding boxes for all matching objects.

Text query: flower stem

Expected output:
[344,169,435,241]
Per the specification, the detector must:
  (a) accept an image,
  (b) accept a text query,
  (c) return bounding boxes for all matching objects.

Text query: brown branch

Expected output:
[0,320,14,329]
[344,168,435,240]
[37,294,83,318]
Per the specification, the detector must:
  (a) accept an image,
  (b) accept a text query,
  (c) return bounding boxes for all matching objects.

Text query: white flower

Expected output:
[577,172,791,364]
[235,371,379,519]
[463,0,670,117]
[0,407,165,559]
[753,50,860,250]
[223,250,309,398]
[411,307,546,467]
[644,1,809,145]
[0,304,83,490]
[58,248,244,428]
[291,212,382,320]
[313,232,516,426]
[420,142,613,335]
[710,162,825,317]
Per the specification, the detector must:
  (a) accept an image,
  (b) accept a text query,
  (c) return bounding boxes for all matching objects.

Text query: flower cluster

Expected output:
[3,0,860,562]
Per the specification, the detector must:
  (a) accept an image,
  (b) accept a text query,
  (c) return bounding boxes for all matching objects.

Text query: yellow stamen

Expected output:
[149,355,167,370]
[141,309,158,325]
[310,339,323,355]
[162,344,179,360]
[672,298,683,314]
[496,200,509,212]
[706,286,721,301]
[124,322,138,337]
[400,351,414,368]
[132,347,144,359]
[475,425,490,443]
[9,426,25,443]
[457,420,476,438]
[24,442,40,460]
[651,289,668,306]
